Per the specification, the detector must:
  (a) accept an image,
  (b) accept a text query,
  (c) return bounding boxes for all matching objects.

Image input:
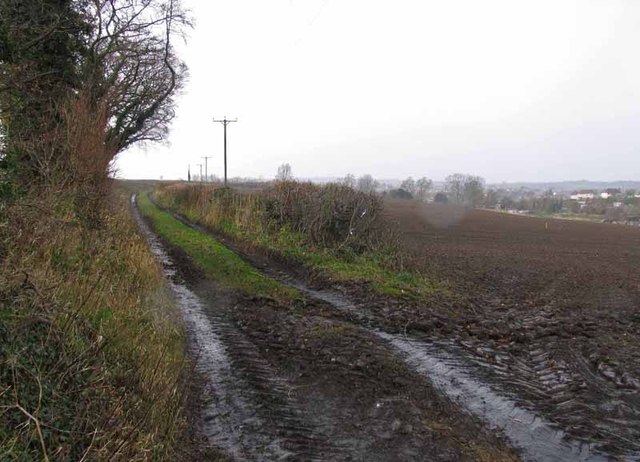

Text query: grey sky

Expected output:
[115,0,640,183]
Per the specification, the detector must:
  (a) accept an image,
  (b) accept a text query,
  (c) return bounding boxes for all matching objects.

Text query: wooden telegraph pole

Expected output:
[197,163,203,183]
[201,156,212,183]
[212,116,238,186]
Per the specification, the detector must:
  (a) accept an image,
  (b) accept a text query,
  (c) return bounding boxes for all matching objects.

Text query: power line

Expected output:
[196,163,203,183]
[212,116,238,186]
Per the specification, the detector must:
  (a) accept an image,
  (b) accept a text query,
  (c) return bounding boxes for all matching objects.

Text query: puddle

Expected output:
[287,282,372,323]
[132,195,293,460]
[137,196,640,462]
[373,332,625,462]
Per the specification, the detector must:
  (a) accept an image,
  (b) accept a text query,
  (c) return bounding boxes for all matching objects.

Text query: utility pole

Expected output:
[197,163,203,183]
[212,116,238,186]
[201,156,212,183]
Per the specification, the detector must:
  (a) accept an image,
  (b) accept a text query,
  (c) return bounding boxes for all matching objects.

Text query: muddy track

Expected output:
[145,195,640,462]
[133,195,519,461]
[133,197,337,460]
[165,211,640,459]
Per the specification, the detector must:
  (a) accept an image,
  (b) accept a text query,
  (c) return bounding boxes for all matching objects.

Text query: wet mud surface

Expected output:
[133,195,516,461]
[383,201,640,459]
[142,196,640,461]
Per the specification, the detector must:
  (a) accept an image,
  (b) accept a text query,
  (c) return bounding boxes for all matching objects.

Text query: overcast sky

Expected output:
[115,0,640,183]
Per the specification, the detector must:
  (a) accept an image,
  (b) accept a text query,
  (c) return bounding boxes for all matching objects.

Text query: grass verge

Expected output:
[154,184,450,301]
[0,189,187,461]
[242,223,447,300]
[137,192,297,303]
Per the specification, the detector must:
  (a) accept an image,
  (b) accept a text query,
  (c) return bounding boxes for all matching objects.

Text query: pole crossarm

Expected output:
[212,116,238,186]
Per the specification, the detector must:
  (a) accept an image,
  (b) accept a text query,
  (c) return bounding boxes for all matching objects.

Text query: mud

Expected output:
[382,200,640,457]
[143,196,640,461]
[133,195,516,461]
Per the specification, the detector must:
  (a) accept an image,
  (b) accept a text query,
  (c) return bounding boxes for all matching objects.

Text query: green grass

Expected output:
[138,193,297,303]
[278,237,449,300]
[152,185,450,301]
[173,203,447,301]
[0,189,189,460]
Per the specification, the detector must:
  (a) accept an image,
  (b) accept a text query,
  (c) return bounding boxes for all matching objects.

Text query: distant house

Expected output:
[570,190,596,201]
[600,188,622,199]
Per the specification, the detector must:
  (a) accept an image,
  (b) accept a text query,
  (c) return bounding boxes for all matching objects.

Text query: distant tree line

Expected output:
[274,165,493,208]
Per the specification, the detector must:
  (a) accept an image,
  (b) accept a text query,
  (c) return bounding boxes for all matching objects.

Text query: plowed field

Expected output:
[384,200,640,454]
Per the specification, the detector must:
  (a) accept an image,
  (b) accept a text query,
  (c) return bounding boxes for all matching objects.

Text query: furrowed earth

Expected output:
[135,192,640,461]
[384,200,640,456]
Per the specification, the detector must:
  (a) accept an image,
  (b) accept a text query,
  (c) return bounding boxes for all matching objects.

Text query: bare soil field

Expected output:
[135,195,517,461]
[381,200,640,455]
[140,191,640,460]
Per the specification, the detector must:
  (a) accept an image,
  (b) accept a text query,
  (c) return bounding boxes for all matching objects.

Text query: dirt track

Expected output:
[133,195,518,461]
[134,197,638,460]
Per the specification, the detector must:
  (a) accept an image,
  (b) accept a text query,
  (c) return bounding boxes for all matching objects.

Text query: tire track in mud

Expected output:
[148,198,640,462]
[137,195,509,461]
[132,195,341,460]
[457,309,640,456]
[280,287,620,462]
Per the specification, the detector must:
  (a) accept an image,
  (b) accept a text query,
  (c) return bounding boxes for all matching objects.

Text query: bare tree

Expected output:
[400,177,416,196]
[276,163,293,181]
[463,175,485,207]
[445,173,466,204]
[339,173,356,189]
[84,0,190,152]
[357,174,378,193]
[415,177,432,201]
[445,173,485,207]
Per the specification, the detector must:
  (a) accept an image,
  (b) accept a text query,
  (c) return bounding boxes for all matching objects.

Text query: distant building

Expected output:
[570,190,596,201]
[600,188,622,199]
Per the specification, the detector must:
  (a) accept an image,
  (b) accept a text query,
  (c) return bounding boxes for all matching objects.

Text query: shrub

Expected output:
[155,181,397,255]
[387,188,413,200]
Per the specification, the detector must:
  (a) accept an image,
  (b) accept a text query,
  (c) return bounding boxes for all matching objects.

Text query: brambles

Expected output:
[264,181,393,252]
[156,181,397,255]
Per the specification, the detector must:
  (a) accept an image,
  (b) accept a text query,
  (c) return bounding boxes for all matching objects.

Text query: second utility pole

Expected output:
[201,156,212,183]
[213,116,238,186]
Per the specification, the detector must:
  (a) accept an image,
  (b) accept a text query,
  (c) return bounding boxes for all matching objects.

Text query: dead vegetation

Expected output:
[0,190,189,460]
[1,2,193,458]
[156,181,397,255]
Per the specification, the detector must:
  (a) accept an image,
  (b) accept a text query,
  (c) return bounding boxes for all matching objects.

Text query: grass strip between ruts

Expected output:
[138,192,297,303]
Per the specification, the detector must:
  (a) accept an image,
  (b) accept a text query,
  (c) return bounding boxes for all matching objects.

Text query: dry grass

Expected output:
[153,182,451,300]
[155,181,395,254]
[0,189,188,461]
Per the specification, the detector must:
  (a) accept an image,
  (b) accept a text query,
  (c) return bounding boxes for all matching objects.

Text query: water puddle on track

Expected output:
[273,282,637,462]
[136,197,640,462]
[375,333,620,462]
[132,195,298,460]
